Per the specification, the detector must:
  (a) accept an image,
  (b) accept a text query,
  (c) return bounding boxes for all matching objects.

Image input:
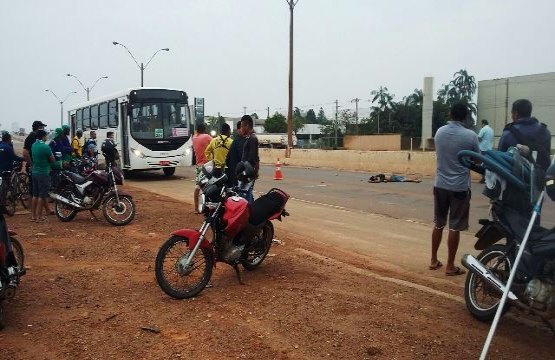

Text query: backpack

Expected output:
[214,135,230,150]
[506,122,551,170]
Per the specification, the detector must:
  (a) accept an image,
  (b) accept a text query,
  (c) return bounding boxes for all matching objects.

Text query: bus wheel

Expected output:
[163,167,176,177]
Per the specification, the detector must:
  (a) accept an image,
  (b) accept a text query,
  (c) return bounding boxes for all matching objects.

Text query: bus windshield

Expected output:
[130,102,189,140]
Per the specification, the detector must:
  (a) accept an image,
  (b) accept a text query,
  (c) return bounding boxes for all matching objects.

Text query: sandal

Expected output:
[429,261,443,270]
[446,266,466,276]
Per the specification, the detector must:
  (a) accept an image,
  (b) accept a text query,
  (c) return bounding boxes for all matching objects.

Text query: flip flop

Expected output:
[429,261,443,270]
[446,267,466,276]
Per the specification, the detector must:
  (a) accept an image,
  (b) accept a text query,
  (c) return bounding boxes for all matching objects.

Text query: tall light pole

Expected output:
[285,0,300,157]
[370,90,380,134]
[112,41,170,87]
[45,90,77,127]
[66,74,108,101]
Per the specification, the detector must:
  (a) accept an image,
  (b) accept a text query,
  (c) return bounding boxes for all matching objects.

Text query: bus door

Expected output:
[120,102,130,167]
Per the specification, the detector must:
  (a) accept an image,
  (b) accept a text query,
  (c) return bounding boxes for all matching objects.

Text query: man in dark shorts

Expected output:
[239,115,259,204]
[430,103,479,276]
[31,130,56,222]
[23,120,49,210]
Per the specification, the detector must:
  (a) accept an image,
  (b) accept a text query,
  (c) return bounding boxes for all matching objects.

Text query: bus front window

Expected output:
[130,102,189,140]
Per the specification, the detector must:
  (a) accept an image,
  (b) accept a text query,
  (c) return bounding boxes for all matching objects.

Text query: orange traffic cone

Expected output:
[274,158,284,180]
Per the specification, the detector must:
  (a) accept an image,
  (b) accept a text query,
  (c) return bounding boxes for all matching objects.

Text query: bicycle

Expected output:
[10,161,29,210]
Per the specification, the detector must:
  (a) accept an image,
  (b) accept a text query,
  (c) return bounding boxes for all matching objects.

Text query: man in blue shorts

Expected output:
[31,130,56,222]
[430,103,480,276]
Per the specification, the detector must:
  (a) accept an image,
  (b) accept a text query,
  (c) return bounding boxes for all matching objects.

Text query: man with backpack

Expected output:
[499,99,551,171]
[205,123,233,174]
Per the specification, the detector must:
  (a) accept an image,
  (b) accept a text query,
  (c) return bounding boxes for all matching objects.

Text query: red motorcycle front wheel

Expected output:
[155,236,213,299]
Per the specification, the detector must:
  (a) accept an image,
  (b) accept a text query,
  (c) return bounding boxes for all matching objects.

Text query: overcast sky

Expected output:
[1,0,554,131]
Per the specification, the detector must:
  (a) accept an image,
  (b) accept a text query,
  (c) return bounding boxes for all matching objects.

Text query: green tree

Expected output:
[207,115,225,132]
[293,107,304,132]
[305,109,317,124]
[370,86,396,133]
[264,112,287,133]
[316,107,327,124]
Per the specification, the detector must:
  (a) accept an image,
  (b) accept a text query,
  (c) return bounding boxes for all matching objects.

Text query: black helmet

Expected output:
[545,163,555,201]
[236,161,255,182]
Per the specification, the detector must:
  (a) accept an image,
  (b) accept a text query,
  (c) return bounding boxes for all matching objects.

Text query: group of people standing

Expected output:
[430,99,551,276]
[192,114,259,212]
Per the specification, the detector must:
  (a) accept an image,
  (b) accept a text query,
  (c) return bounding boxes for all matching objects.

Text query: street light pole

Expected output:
[285,0,300,157]
[45,89,77,127]
[112,42,169,87]
[67,74,108,101]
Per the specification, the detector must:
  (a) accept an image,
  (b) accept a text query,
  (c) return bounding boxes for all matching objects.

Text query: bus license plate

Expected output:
[159,161,170,166]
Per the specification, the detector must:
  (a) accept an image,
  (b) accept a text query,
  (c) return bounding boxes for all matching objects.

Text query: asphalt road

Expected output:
[136,164,555,233]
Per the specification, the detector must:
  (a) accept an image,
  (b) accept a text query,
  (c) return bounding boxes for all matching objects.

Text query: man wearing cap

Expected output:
[71,129,83,158]
[23,121,47,209]
[31,130,56,222]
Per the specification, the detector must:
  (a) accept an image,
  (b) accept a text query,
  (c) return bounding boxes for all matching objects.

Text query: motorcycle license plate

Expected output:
[159,161,170,166]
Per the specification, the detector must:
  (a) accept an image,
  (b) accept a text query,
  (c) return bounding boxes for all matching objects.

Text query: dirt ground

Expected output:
[0,187,553,359]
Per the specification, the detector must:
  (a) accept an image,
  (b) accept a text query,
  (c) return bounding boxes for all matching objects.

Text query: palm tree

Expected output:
[370,86,395,133]
[451,69,477,100]
[405,88,423,107]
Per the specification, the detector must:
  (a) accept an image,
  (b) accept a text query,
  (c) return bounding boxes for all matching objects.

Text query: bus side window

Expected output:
[90,104,99,130]
[82,107,90,130]
[108,100,118,128]
[99,102,108,129]
[76,109,83,130]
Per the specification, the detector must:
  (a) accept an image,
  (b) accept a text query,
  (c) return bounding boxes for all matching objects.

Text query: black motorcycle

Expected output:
[459,149,555,332]
[0,204,25,330]
[50,162,136,226]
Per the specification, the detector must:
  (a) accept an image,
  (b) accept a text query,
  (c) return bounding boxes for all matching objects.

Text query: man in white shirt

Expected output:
[478,119,494,183]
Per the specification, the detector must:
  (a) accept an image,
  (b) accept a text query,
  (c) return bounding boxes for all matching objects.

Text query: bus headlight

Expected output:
[185,148,191,156]
[131,148,144,158]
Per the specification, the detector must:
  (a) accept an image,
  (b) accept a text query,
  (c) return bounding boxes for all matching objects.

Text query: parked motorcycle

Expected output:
[459,149,555,332]
[50,162,136,226]
[0,209,25,330]
[155,161,289,299]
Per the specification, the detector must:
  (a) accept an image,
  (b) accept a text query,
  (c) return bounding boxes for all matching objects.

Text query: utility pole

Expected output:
[243,106,247,115]
[334,99,340,148]
[351,98,360,134]
[267,106,270,119]
[285,0,300,157]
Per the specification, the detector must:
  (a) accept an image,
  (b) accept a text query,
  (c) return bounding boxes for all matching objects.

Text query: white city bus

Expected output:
[67,88,194,176]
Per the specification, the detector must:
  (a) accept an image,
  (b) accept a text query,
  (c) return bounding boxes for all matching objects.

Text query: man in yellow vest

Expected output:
[71,129,83,158]
[205,123,233,174]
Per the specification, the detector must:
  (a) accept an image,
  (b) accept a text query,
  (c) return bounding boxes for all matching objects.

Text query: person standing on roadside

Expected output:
[226,120,246,187]
[85,130,99,159]
[31,130,56,222]
[23,120,47,209]
[205,123,233,175]
[430,103,480,276]
[71,129,84,158]
[477,119,494,183]
[240,115,259,204]
[61,125,72,161]
[498,99,551,171]
[0,132,23,172]
[192,123,212,213]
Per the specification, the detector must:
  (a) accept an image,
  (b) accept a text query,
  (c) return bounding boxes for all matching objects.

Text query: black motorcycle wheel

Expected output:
[464,244,512,322]
[10,237,24,269]
[155,235,213,299]
[102,195,135,226]
[55,189,78,222]
[0,302,4,331]
[241,221,274,271]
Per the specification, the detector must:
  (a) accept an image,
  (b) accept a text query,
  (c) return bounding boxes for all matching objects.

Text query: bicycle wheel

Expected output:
[15,173,29,209]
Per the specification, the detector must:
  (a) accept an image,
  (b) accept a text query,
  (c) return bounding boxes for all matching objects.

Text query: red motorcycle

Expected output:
[155,161,289,299]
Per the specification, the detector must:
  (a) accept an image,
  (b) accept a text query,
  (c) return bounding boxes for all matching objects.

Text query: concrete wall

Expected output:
[343,134,401,151]
[260,148,437,176]
[477,72,555,148]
